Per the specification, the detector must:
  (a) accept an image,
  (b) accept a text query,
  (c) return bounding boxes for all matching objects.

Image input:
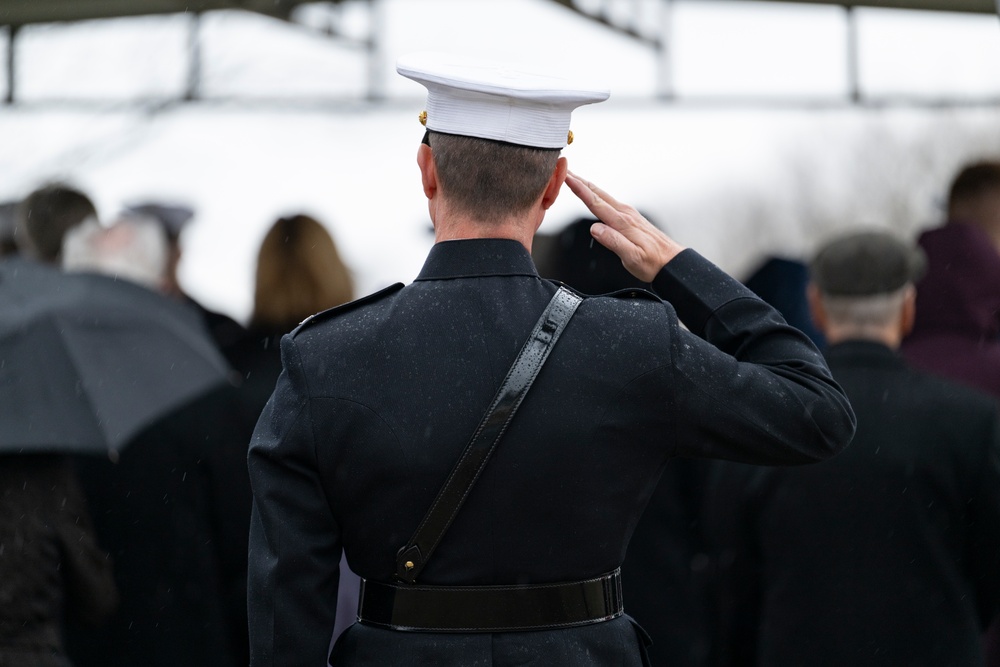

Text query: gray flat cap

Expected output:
[810,230,926,297]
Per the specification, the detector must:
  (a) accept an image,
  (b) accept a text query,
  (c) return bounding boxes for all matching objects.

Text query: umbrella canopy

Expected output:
[0,257,231,456]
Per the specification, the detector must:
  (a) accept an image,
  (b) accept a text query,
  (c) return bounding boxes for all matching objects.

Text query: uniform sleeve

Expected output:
[248,335,342,667]
[651,249,856,464]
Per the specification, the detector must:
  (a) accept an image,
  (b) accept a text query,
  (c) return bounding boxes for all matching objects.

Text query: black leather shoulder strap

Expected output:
[395,286,583,583]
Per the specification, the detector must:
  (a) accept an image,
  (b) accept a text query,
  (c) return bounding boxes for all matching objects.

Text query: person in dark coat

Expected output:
[247,53,855,667]
[534,215,649,294]
[65,391,254,667]
[743,256,825,348]
[234,213,355,418]
[58,217,255,667]
[0,455,118,667]
[900,162,1000,664]
[705,230,1000,666]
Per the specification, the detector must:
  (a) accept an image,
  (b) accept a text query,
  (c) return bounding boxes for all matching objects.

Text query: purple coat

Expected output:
[902,220,1000,664]
[902,221,1000,397]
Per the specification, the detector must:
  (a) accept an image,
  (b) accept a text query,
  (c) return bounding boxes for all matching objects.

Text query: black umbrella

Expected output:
[0,257,231,456]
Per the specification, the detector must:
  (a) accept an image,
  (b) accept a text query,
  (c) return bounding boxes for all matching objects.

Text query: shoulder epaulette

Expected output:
[290,282,405,337]
[605,286,660,302]
[549,280,660,302]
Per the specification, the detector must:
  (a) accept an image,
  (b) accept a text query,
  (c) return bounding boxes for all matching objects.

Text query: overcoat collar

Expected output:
[415,238,539,281]
[825,340,906,371]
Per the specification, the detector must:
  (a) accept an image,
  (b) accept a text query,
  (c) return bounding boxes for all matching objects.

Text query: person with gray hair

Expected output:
[56,218,256,667]
[806,229,926,347]
[61,215,168,289]
[705,229,1000,667]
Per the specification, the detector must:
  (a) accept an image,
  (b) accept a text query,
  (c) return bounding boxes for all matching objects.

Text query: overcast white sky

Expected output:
[2,0,1000,320]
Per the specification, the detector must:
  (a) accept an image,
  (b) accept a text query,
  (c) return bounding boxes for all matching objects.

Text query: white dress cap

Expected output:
[396,52,610,149]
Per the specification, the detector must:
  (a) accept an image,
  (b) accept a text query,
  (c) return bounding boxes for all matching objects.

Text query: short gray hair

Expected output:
[428,131,560,224]
[62,214,168,289]
[819,286,910,329]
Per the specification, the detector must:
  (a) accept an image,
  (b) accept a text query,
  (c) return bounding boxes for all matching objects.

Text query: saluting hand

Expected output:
[565,171,686,283]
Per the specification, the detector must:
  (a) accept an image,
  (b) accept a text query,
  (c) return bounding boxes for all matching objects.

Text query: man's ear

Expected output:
[806,283,829,336]
[417,143,437,201]
[900,284,917,338]
[540,157,569,211]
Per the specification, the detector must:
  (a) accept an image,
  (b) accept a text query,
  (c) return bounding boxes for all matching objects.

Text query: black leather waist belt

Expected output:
[357,568,623,633]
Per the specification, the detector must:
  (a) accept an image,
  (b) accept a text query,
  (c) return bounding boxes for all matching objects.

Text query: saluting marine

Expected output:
[247,52,856,667]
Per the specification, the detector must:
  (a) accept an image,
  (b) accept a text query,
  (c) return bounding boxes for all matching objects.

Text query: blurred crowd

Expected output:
[2,158,1000,666]
[0,190,357,667]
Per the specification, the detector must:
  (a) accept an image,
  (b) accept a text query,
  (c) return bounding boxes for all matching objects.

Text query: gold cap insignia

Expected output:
[419,111,427,126]
[567,130,574,145]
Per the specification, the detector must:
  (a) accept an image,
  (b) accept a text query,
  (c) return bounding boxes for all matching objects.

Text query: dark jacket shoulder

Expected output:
[829,341,998,415]
[290,283,404,339]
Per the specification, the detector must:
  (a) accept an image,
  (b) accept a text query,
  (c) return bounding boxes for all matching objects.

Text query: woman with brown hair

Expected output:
[251,214,353,334]
[236,214,354,416]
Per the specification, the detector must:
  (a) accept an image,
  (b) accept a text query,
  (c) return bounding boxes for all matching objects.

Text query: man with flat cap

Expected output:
[247,52,855,667]
[704,230,1000,666]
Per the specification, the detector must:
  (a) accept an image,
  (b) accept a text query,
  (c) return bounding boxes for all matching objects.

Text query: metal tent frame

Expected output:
[2,0,998,107]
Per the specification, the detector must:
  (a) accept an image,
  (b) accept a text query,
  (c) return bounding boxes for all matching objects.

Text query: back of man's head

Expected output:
[16,183,97,264]
[62,215,168,290]
[397,53,608,229]
[121,201,194,298]
[809,230,925,346]
[947,160,1000,231]
[428,131,560,224]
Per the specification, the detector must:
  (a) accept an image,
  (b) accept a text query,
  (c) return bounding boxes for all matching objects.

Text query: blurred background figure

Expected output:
[62,216,167,290]
[14,183,97,265]
[60,215,255,667]
[125,201,248,370]
[902,160,1000,396]
[235,213,354,416]
[231,212,359,646]
[0,455,118,667]
[742,256,826,348]
[122,202,192,300]
[901,160,1000,665]
[535,216,714,667]
[534,216,646,294]
[1,188,118,667]
[705,230,1000,666]
[0,202,18,257]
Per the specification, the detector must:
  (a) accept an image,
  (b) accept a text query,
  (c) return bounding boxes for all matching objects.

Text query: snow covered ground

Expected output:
[2,0,1000,321]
